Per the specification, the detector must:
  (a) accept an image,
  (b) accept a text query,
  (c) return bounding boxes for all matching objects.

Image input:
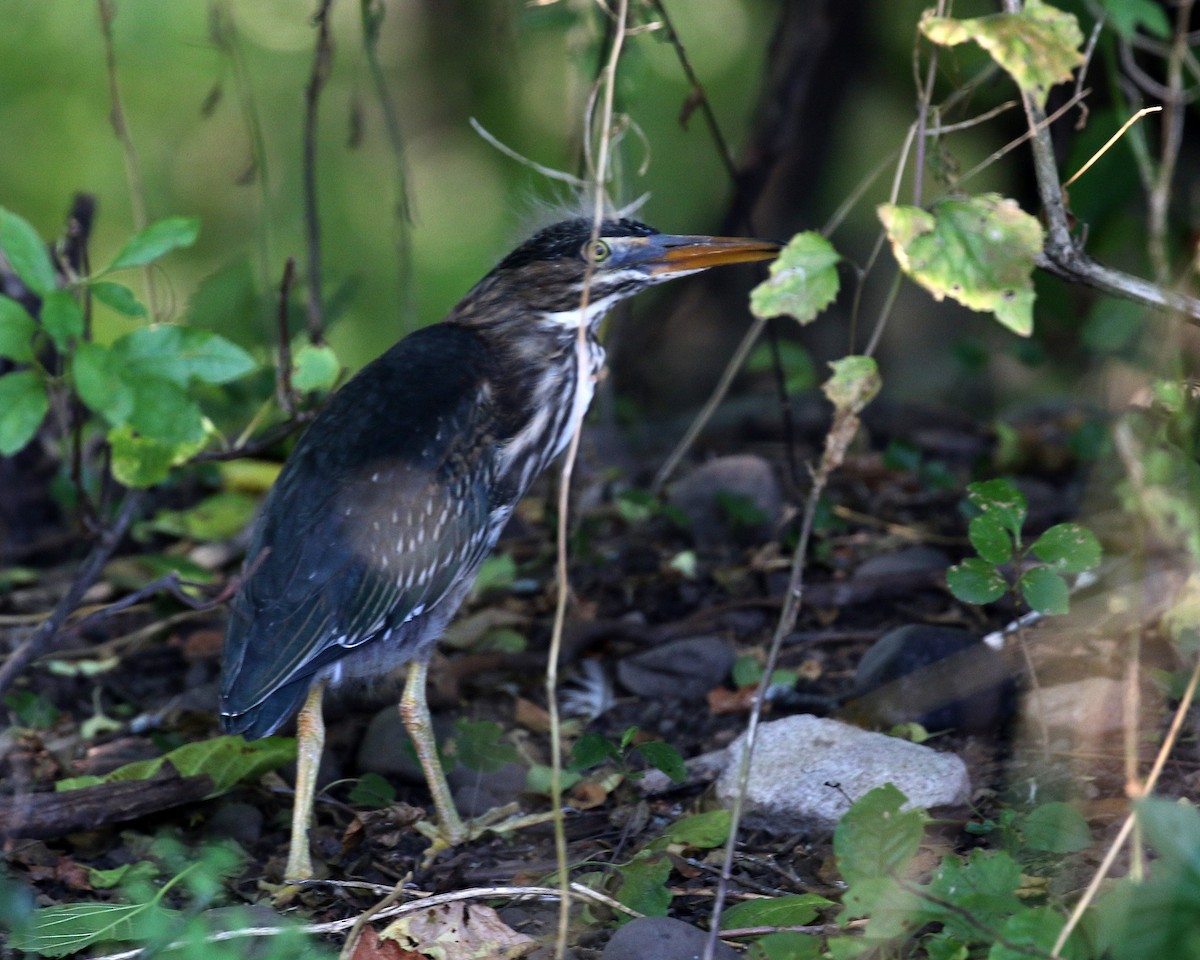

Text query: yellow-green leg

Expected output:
[284,679,327,881]
[400,658,467,848]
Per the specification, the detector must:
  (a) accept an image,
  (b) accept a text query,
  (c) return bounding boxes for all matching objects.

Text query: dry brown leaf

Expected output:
[379,901,537,959]
[350,926,423,960]
[513,696,552,734]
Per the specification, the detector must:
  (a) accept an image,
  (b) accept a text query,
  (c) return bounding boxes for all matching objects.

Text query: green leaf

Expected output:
[1019,566,1070,614]
[126,377,206,444]
[615,853,672,919]
[106,215,200,271]
[89,280,148,318]
[110,325,256,386]
[0,207,56,296]
[568,732,621,771]
[292,343,341,392]
[635,740,686,784]
[73,341,135,426]
[6,900,182,958]
[108,425,202,488]
[39,290,84,349]
[452,719,519,773]
[748,931,823,960]
[1031,522,1102,573]
[663,809,732,849]
[967,478,1028,542]
[4,689,60,729]
[922,849,1023,943]
[0,296,37,362]
[0,370,49,455]
[348,771,397,808]
[1136,796,1200,873]
[921,0,1085,107]
[1022,801,1092,853]
[947,557,1008,604]
[142,491,259,542]
[968,513,1012,564]
[834,783,925,886]
[56,734,295,798]
[878,195,1043,336]
[823,355,880,415]
[721,893,831,931]
[1098,0,1170,39]
[87,861,160,891]
[993,906,1086,960]
[748,339,817,394]
[748,932,824,960]
[471,552,516,597]
[750,231,841,324]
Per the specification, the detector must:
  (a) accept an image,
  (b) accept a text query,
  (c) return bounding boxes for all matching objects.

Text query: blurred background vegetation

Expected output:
[0,0,1189,420]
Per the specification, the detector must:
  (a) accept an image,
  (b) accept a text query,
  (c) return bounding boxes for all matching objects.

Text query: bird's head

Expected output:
[450,217,781,333]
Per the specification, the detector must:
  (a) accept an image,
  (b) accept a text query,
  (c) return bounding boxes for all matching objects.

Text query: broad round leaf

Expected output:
[834,783,925,886]
[947,557,1007,604]
[968,513,1012,564]
[126,376,206,444]
[292,342,341,392]
[110,325,255,386]
[720,893,831,932]
[750,231,841,324]
[921,0,1085,108]
[0,296,37,362]
[0,207,56,296]
[1022,801,1092,853]
[878,195,1043,336]
[108,424,206,488]
[1019,566,1070,615]
[0,370,49,454]
[1031,522,1101,573]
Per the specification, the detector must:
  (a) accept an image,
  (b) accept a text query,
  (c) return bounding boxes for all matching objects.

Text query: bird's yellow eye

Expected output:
[583,239,611,263]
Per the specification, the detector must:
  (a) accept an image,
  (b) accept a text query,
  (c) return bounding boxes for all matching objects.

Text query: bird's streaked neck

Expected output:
[533,290,625,333]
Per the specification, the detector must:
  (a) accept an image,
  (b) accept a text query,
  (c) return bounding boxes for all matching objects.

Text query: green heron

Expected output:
[220,217,779,879]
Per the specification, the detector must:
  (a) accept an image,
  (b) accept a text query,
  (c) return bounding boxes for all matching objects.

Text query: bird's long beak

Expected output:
[639,234,782,276]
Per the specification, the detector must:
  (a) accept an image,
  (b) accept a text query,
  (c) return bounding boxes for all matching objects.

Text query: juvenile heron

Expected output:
[220,217,780,879]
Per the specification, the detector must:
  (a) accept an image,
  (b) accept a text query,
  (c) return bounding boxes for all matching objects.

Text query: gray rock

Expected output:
[617,636,735,701]
[357,706,452,782]
[603,916,739,960]
[853,546,949,579]
[668,455,783,547]
[450,761,528,818]
[715,714,970,833]
[207,801,264,847]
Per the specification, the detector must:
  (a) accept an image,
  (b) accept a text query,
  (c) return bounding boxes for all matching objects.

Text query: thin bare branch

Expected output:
[302,0,336,343]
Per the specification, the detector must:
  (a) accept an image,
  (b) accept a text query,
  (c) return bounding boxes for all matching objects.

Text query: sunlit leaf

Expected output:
[921,0,1085,107]
[947,557,1007,604]
[0,296,37,362]
[108,426,200,488]
[143,491,259,542]
[879,195,1043,336]
[0,370,48,455]
[823,355,880,415]
[663,809,731,849]
[750,231,840,324]
[291,342,341,392]
[38,290,83,350]
[1019,565,1070,614]
[56,734,295,799]
[106,216,200,271]
[0,207,56,296]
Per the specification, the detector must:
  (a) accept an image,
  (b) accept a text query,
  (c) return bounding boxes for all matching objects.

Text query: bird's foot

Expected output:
[414,803,558,865]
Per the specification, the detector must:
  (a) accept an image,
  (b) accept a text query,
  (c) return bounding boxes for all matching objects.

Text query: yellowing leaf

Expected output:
[921,0,1084,107]
[878,195,1043,336]
[750,231,840,324]
[379,901,536,959]
[823,356,880,416]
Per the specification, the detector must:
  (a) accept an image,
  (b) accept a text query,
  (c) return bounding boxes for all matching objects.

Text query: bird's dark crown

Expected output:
[496,217,658,272]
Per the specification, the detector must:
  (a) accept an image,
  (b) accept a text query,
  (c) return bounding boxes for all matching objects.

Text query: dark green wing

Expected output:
[221,324,503,737]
